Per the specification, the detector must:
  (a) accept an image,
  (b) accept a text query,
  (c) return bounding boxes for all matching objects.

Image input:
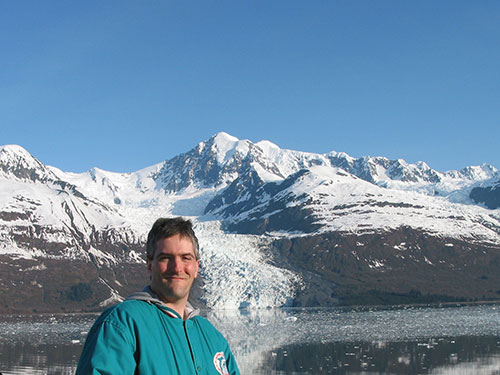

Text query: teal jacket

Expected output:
[76,288,240,375]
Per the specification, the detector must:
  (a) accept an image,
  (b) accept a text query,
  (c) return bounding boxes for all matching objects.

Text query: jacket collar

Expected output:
[125,285,200,320]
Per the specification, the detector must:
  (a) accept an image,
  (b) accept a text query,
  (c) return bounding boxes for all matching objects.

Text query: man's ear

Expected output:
[194,259,200,278]
[147,258,152,273]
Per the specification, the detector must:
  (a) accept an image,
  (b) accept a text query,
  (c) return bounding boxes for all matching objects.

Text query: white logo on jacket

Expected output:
[213,351,230,375]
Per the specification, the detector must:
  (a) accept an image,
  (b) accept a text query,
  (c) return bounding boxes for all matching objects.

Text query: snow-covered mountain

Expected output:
[1,132,500,312]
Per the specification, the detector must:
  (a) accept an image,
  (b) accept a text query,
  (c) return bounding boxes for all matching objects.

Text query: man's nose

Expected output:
[168,257,182,272]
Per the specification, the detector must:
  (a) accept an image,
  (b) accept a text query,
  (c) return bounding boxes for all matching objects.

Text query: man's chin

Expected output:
[157,286,189,300]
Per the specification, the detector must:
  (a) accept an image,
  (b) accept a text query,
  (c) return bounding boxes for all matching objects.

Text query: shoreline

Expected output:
[1,299,499,317]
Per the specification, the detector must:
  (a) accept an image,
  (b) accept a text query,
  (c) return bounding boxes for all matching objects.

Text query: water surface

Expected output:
[0,304,499,374]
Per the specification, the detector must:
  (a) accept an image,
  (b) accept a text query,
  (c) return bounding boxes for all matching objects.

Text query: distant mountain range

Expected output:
[1,132,499,313]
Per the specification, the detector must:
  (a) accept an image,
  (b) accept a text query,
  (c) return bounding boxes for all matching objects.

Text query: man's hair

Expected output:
[146,217,200,260]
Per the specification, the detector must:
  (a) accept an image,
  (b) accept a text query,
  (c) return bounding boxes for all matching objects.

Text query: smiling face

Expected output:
[147,234,200,310]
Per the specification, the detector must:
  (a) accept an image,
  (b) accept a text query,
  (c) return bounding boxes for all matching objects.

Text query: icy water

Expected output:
[0,304,499,374]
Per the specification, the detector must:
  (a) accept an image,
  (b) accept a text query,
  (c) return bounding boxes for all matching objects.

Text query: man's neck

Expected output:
[147,285,190,319]
[164,300,188,320]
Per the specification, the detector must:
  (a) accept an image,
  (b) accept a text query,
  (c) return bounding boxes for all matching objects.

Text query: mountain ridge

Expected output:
[1,133,500,313]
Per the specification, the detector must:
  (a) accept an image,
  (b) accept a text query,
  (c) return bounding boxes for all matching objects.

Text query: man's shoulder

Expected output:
[96,299,155,325]
[105,298,152,313]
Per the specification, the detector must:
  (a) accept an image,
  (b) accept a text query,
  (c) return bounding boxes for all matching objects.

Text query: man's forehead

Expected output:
[155,235,195,254]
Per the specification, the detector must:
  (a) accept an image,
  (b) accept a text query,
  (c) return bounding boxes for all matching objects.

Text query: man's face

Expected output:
[147,234,199,305]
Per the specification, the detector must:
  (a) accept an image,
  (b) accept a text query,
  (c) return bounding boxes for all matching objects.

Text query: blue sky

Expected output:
[1,1,499,173]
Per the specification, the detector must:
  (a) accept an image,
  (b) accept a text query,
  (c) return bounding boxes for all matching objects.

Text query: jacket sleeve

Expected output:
[224,345,241,375]
[75,320,137,375]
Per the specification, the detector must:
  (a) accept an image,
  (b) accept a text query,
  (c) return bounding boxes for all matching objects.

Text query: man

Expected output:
[76,217,240,375]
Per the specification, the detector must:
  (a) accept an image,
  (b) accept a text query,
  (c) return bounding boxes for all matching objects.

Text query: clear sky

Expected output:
[1,1,499,173]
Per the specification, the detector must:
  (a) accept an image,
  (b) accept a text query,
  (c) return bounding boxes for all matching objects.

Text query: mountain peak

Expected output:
[205,132,251,166]
[212,131,239,144]
[1,144,33,160]
[255,139,280,153]
[449,164,498,181]
[0,144,55,182]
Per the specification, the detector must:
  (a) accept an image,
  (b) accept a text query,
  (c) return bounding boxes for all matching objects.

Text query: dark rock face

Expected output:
[0,250,206,314]
[327,155,442,184]
[156,137,252,191]
[156,147,226,191]
[470,181,500,209]
[205,169,267,215]
[226,205,320,235]
[155,135,286,193]
[269,228,500,307]
[205,169,321,234]
[0,222,148,314]
[0,256,144,314]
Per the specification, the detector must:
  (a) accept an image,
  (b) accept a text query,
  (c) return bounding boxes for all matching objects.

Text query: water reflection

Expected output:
[206,304,500,373]
[259,336,500,374]
[0,343,81,375]
[0,313,92,375]
[0,305,499,375]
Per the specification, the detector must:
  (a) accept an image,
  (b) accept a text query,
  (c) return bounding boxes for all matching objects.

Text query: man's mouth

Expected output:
[165,275,187,280]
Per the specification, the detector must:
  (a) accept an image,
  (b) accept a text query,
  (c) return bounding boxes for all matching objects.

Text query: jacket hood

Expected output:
[126,286,200,320]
